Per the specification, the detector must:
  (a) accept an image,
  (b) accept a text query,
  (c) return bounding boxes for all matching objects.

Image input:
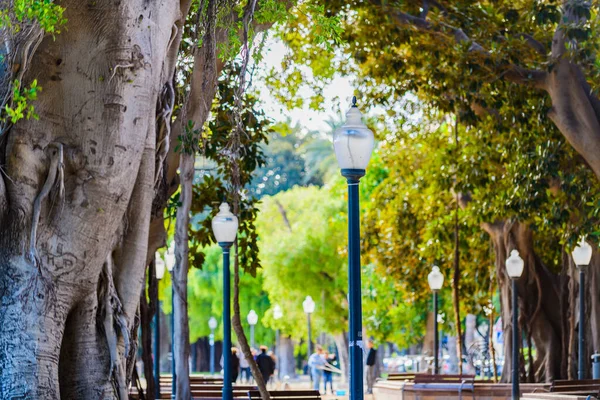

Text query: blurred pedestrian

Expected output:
[323,351,336,394]
[256,345,276,384]
[366,340,377,394]
[239,349,251,383]
[308,346,325,392]
[231,348,240,383]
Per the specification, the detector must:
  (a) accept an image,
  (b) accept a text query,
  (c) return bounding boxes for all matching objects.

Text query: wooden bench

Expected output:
[550,378,600,395]
[130,382,255,400]
[387,372,419,381]
[411,374,476,400]
[247,390,321,400]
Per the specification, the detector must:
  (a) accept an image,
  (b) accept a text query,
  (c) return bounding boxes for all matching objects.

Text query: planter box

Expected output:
[373,380,549,400]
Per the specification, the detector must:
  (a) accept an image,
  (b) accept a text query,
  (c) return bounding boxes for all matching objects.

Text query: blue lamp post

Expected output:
[209,317,218,374]
[427,266,444,375]
[333,96,375,400]
[572,238,593,380]
[506,250,524,400]
[212,203,239,400]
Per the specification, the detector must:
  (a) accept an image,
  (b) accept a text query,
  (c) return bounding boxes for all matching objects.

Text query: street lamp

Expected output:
[165,246,176,400]
[303,296,316,357]
[428,266,444,375]
[333,96,375,400]
[212,202,239,400]
[572,238,593,380]
[247,310,259,348]
[209,317,218,374]
[154,253,166,398]
[506,249,524,400]
[273,305,283,380]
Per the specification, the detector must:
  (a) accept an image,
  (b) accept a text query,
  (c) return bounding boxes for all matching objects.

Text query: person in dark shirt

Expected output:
[256,345,275,384]
[231,348,240,383]
[366,340,377,394]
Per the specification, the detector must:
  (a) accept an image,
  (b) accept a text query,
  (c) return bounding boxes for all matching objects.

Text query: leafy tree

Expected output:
[264,0,600,382]
[256,185,350,374]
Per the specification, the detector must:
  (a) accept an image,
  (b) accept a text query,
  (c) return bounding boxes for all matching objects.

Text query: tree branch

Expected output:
[368,0,548,90]
[515,33,546,55]
[275,200,292,232]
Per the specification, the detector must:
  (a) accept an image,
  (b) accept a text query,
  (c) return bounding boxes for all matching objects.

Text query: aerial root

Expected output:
[154,81,175,187]
[99,254,129,400]
[29,142,64,266]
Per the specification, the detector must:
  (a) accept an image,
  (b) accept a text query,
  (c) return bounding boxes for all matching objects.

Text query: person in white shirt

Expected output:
[308,346,325,392]
[239,348,251,383]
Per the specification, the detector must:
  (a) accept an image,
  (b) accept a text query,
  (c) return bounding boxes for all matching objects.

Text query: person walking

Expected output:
[239,349,251,383]
[308,346,325,392]
[366,340,377,394]
[323,351,336,394]
[256,345,276,385]
[231,348,240,383]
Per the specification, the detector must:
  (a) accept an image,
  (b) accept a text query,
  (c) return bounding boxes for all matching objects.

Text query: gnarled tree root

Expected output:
[98,254,130,400]
[29,143,64,265]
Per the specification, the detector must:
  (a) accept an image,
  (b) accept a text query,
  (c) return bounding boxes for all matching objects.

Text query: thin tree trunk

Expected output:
[141,259,159,400]
[232,243,270,399]
[173,151,194,400]
[452,194,463,375]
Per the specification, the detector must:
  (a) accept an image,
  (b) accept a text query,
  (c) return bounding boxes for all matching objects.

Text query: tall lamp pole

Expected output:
[209,317,218,375]
[212,202,239,400]
[154,254,166,398]
[165,247,176,399]
[428,266,444,375]
[248,310,259,349]
[273,305,283,380]
[506,250,524,400]
[333,96,375,400]
[303,296,316,357]
[572,238,593,380]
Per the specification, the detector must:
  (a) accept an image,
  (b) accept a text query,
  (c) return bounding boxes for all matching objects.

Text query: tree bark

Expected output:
[0,1,181,397]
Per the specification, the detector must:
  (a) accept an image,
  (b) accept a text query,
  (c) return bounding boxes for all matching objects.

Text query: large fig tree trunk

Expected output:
[279,336,297,379]
[0,1,183,397]
[482,221,563,382]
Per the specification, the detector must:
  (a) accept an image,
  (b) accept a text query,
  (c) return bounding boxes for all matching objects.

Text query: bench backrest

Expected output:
[248,390,321,400]
[551,379,600,393]
[414,374,475,384]
[387,373,417,381]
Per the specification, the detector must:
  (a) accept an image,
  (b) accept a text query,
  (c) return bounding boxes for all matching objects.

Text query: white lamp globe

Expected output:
[208,316,218,330]
[211,202,239,243]
[506,249,525,279]
[303,295,316,314]
[247,310,258,326]
[428,266,444,291]
[333,97,375,171]
[572,238,593,267]
[155,252,166,280]
[273,304,283,320]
